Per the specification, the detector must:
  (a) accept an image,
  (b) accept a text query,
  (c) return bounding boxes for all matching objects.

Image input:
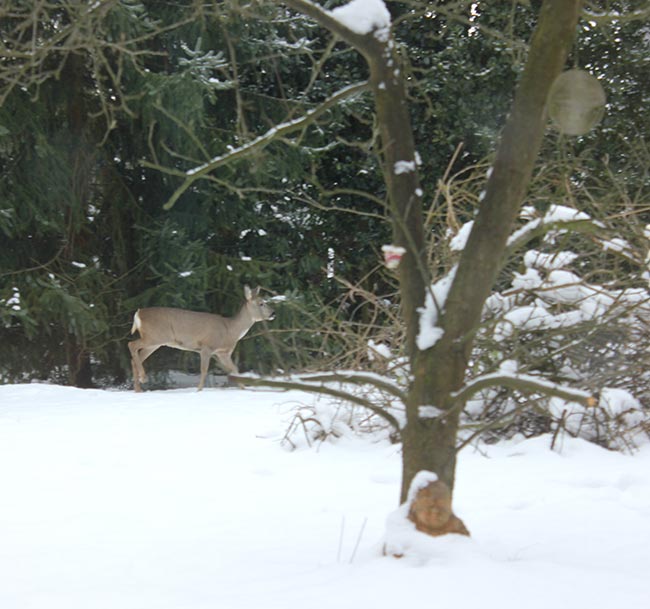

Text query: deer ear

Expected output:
[254,286,261,297]
[244,285,252,300]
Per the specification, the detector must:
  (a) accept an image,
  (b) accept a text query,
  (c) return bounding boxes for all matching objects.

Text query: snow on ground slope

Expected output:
[0,384,648,609]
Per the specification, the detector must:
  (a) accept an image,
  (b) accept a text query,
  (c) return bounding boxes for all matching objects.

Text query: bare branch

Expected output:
[452,372,597,408]
[151,81,370,209]
[281,0,375,55]
[290,370,408,402]
[231,373,402,430]
[504,218,600,259]
[291,190,387,220]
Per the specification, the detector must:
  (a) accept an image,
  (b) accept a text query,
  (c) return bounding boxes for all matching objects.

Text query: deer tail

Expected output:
[131,310,141,335]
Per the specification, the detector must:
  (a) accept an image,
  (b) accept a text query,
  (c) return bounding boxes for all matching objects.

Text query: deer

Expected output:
[128,285,274,392]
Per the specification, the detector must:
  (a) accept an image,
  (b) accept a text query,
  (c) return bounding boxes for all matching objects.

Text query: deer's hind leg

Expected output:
[129,340,160,392]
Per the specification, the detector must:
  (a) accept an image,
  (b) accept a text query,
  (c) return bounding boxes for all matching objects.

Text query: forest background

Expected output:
[1,0,649,424]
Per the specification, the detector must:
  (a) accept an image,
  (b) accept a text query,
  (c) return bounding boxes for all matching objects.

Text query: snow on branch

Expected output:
[231,372,402,430]
[284,0,391,44]
[286,370,407,402]
[327,0,391,36]
[149,81,370,209]
[505,204,600,254]
[452,371,596,408]
[281,0,395,68]
[416,265,457,351]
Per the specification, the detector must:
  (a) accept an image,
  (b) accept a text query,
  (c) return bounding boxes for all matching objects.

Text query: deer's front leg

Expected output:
[197,347,214,392]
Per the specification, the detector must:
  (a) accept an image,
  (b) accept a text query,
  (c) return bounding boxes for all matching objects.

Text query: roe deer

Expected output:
[128,285,274,392]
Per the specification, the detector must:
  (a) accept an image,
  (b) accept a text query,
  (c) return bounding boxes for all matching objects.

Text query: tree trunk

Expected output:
[399,0,581,501]
[66,335,96,388]
[62,52,98,388]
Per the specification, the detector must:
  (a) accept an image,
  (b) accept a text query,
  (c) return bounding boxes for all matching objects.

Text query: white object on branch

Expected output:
[382,244,406,269]
[328,0,391,36]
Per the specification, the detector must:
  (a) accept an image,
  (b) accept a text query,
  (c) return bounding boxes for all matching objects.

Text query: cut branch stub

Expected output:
[408,477,470,538]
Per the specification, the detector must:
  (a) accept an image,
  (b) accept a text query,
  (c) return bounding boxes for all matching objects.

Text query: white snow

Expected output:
[543,204,592,223]
[384,470,442,559]
[393,160,416,175]
[1,384,649,609]
[367,339,392,360]
[524,249,578,270]
[511,267,542,290]
[494,304,586,340]
[5,287,21,311]
[601,236,632,255]
[507,204,593,249]
[449,220,474,251]
[418,405,444,419]
[485,202,650,343]
[507,217,541,246]
[416,265,457,350]
[406,470,439,503]
[548,387,646,451]
[328,0,391,36]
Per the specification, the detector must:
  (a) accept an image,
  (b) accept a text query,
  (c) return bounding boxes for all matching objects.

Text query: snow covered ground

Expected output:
[1,383,648,609]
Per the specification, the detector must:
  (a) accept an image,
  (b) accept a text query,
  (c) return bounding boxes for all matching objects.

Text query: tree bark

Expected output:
[400,0,581,501]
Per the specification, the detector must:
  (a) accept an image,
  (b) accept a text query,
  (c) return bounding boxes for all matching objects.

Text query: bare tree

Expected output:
[157,0,589,527]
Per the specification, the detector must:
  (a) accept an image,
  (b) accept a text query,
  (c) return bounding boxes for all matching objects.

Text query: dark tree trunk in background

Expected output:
[63,52,97,389]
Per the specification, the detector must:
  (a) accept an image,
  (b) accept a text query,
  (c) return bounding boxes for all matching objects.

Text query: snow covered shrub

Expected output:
[550,388,647,451]
[281,394,399,450]
[272,278,409,444]
[281,401,351,449]
[453,201,650,450]
[276,156,650,452]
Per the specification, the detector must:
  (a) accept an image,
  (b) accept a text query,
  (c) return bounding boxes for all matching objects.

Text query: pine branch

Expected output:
[582,2,650,24]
